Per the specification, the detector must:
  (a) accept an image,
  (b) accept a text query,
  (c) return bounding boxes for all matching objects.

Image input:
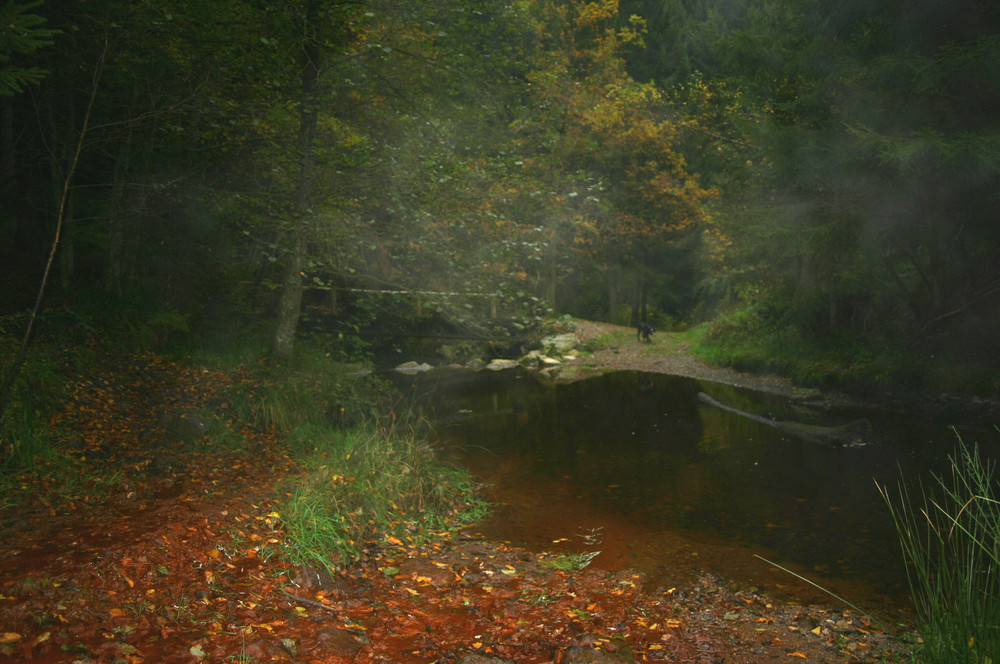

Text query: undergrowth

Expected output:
[690,309,999,396]
[0,325,73,483]
[879,437,1000,664]
[278,417,488,571]
[229,339,489,572]
[237,342,385,433]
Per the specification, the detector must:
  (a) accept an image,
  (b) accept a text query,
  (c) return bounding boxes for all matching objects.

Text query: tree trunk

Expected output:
[274,224,306,360]
[543,230,558,309]
[104,119,133,296]
[273,0,322,361]
[0,98,16,262]
[59,195,75,288]
[607,278,618,323]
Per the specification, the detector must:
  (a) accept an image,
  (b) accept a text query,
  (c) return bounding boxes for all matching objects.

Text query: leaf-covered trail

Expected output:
[1,354,915,662]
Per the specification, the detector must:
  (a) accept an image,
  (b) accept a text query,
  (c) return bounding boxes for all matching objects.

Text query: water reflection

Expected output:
[395,368,999,611]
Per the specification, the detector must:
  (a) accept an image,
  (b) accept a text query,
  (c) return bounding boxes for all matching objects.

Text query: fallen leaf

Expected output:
[0,633,21,645]
[787,652,807,658]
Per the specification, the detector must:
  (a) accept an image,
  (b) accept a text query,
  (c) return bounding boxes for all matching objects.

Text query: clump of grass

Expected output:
[0,333,73,485]
[539,550,601,573]
[237,342,385,433]
[878,436,1000,664]
[279,416,488,571]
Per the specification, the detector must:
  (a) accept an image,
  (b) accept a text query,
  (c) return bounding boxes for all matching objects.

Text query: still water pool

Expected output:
[394,368,999,616]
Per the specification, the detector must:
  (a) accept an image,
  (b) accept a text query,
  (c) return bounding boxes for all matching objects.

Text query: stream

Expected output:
[392,368,1000,616]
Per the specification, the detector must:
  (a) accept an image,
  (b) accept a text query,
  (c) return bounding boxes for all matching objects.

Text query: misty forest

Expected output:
[3,0,998,389]
[2,0,1000,662]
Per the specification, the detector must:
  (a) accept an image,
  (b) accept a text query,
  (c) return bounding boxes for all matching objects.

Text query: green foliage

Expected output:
[237,341,384,433]
[694,0,1000,369]
[190,317,273,373]
[691,297,929,392]
[0,404,51,477]
[0,321,69,476]
[2,0,997,396]
[879,439,1000,664]
[0,1,58,96]
[279,418,488,570]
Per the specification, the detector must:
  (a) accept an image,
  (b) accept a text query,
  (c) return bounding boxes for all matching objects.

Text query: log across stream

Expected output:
[696,391,873,447]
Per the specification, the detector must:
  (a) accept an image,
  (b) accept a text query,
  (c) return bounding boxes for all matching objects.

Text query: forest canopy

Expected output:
[2,0,998,393]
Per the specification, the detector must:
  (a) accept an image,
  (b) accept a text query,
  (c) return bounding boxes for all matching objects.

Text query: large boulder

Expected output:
[486,358,521,371]
[539,333,579,357]
[518,350,562,368]
[395,361,433,374]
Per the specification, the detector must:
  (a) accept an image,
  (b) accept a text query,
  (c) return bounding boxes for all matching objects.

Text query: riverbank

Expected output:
[563,319,1000,424]
[0,349,917,663]
[567,320,819,398]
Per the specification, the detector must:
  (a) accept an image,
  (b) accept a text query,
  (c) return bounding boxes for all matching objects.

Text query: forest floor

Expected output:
[0,336,919,663]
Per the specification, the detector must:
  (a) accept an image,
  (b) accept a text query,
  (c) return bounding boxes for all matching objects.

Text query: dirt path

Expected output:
[0,350,915,663]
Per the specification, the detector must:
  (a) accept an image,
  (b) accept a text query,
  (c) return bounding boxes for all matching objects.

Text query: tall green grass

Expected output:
[236,342,385,434]
[879,438,1000,664]
[0,329,70,481]
[279,417,488,570]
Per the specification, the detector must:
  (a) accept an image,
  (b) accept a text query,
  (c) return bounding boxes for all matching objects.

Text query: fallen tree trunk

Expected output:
[697,392,872,447]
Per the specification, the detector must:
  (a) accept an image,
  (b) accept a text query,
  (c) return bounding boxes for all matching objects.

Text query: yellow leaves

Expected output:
[787,652,807,658]
[0,633,21,644]
[618,14,647,46]
[574,0,619,29]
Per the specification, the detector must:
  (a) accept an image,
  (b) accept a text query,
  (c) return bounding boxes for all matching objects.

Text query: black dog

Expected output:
[637,321,655,342]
